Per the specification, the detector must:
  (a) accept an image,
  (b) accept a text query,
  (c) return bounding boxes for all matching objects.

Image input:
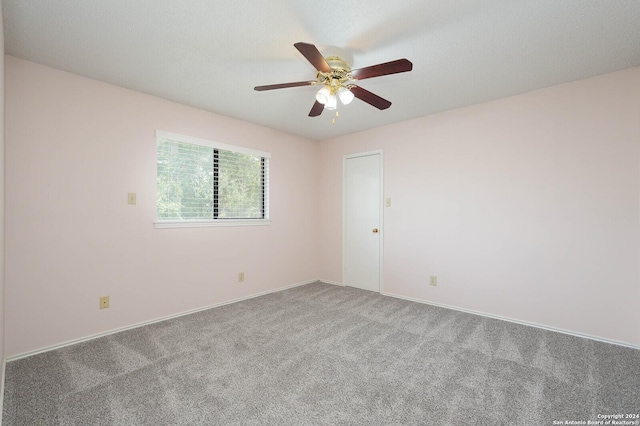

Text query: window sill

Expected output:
[154,219,271,229]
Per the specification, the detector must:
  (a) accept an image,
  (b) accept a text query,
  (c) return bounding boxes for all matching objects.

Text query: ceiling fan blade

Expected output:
[254,81,316,91]
[351,59,413,81]
[294,42,332,73]
[350,86,392,110]
[308,100,324,117]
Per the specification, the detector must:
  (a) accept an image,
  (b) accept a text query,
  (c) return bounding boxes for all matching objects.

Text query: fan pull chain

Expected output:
[332,111,339,125]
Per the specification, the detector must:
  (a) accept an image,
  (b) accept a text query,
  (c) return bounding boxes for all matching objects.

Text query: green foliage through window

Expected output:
[157,137,268,221]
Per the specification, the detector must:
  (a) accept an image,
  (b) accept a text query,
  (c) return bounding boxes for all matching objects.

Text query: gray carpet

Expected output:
[3,282,639,425]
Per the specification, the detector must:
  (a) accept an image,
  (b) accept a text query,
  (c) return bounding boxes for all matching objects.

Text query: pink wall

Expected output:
[319,67,640,347]
[5,55,639,356]
[4,56,320,357]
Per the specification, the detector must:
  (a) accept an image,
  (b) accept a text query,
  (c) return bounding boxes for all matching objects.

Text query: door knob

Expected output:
[372,228,379,233]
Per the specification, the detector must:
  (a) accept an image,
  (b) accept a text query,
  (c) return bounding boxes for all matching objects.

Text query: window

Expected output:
[155,130,270,228]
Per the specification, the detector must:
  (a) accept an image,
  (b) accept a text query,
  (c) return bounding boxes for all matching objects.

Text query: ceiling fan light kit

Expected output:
[314,78,353,111]
[254,42,413,119]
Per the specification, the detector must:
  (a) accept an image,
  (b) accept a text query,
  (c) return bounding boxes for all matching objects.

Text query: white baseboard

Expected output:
[381,291,640,351]
[7,279,317,362]
[319,279,343,286]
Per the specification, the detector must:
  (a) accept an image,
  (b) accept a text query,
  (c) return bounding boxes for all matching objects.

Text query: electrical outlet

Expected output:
[429,276,438,286]
[238,272,245,283]
[127,193,136,205]
[100,296,110,309]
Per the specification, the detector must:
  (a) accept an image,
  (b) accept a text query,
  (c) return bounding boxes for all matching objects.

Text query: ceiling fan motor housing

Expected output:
[318,56,353,91]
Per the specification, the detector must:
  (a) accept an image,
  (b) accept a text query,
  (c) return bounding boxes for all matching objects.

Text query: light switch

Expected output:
[385,197,391,207]
[128,193,137,205]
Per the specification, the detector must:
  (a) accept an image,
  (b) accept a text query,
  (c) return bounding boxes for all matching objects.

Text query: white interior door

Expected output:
[344,151,382,292]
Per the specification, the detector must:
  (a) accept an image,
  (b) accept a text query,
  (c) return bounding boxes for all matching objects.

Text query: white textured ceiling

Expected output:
[4,1,640,141]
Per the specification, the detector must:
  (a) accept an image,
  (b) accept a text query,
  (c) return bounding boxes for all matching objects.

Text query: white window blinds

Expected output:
[156,130,270,225]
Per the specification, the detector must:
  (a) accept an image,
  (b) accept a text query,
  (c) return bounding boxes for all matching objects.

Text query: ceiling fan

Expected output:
[254,42,413,117]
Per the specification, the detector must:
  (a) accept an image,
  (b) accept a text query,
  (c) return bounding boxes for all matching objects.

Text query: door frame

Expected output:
[342,149,384,293]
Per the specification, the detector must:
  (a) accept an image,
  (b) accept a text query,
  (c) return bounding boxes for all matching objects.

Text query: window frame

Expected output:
[154,130,271,229]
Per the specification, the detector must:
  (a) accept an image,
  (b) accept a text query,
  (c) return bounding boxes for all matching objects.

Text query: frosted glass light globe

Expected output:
[315,86,330,104]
